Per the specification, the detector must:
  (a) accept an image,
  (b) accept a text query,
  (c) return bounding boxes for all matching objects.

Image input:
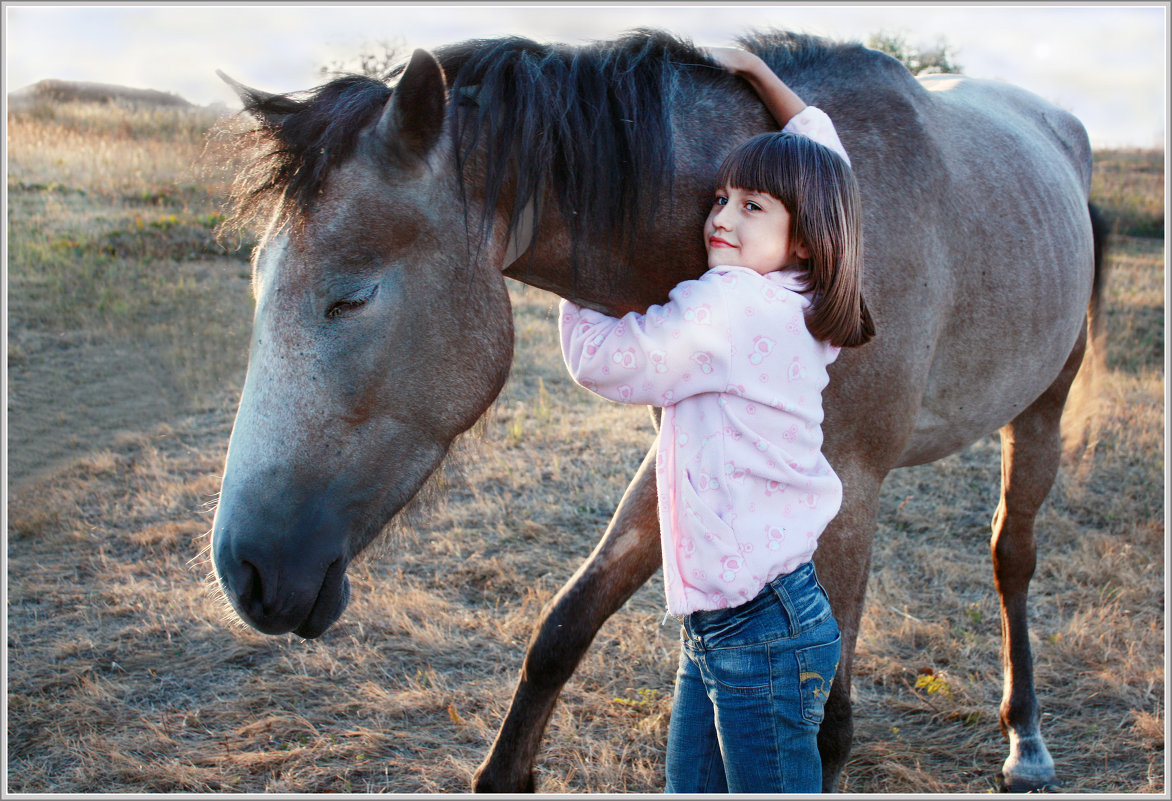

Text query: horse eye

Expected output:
[326,299,365,319]
[325,286,379,319]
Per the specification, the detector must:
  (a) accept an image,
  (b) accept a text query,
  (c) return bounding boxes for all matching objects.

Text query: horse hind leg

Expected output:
[811,466,884,792]
[991,327,1087,792]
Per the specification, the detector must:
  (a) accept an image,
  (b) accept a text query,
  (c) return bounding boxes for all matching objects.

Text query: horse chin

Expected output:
[293,562,352,639]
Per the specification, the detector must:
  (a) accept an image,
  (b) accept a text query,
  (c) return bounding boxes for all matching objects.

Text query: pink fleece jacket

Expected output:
[560,265,844,614]
[558,107,850,615]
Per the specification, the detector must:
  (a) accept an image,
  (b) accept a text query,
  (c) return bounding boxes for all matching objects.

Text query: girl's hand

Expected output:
[706,46,765,77]
[704,46,808,128]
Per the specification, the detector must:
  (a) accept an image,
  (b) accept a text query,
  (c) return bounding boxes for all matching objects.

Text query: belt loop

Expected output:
[768,564,806,636]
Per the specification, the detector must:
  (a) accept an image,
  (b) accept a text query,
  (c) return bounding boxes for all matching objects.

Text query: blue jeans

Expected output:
[665,561,840,794]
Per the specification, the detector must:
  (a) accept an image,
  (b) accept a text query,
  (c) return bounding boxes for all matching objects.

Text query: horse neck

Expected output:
[486,32,883,315]
[500,81,773,316]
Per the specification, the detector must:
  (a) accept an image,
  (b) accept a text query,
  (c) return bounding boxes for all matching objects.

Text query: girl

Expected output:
[558,47,873,793]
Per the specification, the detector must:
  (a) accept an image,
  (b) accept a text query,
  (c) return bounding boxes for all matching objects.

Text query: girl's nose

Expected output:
[711,206,732,230]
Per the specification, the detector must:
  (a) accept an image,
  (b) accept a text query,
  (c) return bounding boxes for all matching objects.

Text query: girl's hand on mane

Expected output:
[705,46,808,129]
[705,46,762,76]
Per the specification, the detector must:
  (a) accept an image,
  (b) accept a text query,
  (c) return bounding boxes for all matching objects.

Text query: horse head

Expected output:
[211,33,747,639]
[211,50,515,637]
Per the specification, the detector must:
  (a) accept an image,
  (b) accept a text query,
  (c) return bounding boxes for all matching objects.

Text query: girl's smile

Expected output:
[704,185,809,275]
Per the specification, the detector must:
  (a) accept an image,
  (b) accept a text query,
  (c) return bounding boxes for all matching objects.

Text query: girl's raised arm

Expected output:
[707,46,851,166]
[707,47,807,128]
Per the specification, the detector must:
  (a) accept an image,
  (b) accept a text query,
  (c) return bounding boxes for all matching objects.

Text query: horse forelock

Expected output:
[225,75,392,234]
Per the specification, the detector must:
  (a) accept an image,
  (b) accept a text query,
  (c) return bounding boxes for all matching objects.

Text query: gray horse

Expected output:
[211,30,1104,792]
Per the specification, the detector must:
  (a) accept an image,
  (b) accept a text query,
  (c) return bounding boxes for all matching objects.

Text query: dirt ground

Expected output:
[7,329,189,493]
[7,273,1165,794]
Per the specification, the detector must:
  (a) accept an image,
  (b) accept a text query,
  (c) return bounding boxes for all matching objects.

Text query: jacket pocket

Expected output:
[679,468,734,538]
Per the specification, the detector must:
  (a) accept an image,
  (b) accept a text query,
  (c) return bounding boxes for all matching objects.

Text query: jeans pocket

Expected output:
[690,589,780,647]
[705,643,771,696]
[796,632,841,724]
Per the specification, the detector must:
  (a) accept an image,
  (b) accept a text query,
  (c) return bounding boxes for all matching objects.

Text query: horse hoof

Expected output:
[998,773,1060,793]
[1000,733,1057,792]
[471,764,536,794]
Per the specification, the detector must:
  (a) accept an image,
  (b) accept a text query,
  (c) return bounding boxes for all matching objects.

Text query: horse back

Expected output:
[795,60,1097,470]
[917,72,1093,196]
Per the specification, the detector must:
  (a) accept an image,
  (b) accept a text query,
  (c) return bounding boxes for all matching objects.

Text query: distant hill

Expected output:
[7,79,195,110]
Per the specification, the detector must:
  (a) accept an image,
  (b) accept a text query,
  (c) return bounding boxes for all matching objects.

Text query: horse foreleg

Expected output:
[472,440,661,792]
[992,329,1085,792]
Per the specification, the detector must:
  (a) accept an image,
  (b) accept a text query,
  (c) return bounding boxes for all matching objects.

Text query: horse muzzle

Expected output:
[211,496,355,638]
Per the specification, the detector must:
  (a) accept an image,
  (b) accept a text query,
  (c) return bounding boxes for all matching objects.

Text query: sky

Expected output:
[3,3,1168,149]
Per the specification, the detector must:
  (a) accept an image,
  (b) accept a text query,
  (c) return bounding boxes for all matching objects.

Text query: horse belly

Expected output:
[896,266,1091,468]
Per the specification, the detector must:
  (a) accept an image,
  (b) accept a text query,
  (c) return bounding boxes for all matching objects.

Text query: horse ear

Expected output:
[216,70,299,127]
[376,49,447,163]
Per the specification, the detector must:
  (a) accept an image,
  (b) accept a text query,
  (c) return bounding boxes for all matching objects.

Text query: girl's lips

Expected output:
[709,235,735,248]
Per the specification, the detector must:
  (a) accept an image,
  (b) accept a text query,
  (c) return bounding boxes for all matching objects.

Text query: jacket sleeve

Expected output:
[559,277,733,406]
[784,106,851,167]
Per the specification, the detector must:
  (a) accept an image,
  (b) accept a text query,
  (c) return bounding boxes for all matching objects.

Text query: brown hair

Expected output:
[714,132,874,348]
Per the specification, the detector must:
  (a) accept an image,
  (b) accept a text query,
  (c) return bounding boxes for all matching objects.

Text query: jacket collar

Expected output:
[709,264,811,295]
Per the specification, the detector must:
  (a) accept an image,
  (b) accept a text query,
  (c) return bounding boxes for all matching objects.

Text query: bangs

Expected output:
[713,132,849,217]
[714,133,800,202]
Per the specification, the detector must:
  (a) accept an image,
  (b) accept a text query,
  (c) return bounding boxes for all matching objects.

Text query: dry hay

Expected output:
[6,272,1164,794]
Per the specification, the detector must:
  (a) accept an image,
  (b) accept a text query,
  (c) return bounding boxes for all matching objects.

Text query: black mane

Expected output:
[740,29,869,79]
[224,29,859,252]
[435,29,711,255]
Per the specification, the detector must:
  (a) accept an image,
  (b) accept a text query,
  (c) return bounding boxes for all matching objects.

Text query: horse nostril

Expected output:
[239,559,265,615]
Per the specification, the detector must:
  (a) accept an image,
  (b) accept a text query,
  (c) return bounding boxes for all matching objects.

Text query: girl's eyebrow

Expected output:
[740,190,777,204]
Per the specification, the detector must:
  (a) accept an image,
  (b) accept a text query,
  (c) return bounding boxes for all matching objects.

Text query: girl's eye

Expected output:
[714,196,728,207]
[745,201,762,212]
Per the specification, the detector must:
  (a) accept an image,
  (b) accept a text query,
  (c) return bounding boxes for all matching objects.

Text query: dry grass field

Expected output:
[6,98,1165,794]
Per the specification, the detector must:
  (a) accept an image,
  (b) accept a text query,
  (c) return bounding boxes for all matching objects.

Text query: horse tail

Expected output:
[1061,201,1110,461]
[1086,201,1110,347]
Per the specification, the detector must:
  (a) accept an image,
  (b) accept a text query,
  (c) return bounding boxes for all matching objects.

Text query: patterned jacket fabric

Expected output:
[560,266,843,614]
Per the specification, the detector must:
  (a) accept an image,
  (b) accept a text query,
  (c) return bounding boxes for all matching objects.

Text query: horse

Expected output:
[209,29,1104,792]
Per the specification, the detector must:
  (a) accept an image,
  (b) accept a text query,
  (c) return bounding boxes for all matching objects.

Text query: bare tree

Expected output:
[867,31,962,75]
[319,40,404,82]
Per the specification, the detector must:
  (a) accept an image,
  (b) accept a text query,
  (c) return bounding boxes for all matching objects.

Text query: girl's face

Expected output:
[704,185,809,275]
